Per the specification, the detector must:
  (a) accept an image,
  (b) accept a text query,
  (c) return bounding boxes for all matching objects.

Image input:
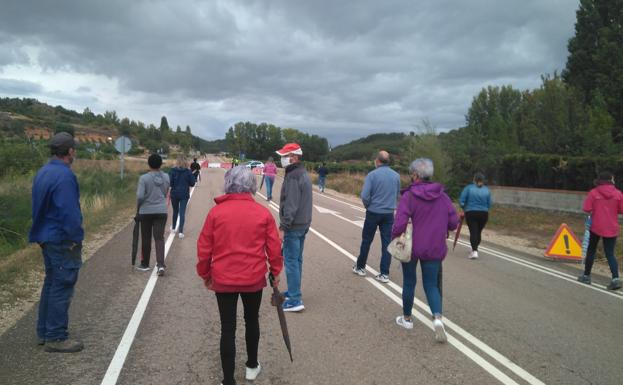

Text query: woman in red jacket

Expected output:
[197,166,283,385]
[578,171,622,290]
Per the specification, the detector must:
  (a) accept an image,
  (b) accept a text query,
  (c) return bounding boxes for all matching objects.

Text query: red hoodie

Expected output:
[196,193,283,292]
[583,184,623,238]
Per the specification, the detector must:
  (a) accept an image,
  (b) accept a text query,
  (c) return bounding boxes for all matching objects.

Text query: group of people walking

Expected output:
[28,132,622,385]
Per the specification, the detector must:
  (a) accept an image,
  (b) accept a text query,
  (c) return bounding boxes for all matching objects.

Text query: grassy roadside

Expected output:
[0,158,145,308]
[312,171,621,266]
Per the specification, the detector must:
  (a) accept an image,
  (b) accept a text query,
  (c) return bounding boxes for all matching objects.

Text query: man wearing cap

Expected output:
[352,151,401,283]
[29,132,84,353]
[276,143,312,312]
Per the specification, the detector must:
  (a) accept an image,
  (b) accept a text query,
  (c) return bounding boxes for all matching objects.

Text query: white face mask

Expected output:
[280,156,291,168]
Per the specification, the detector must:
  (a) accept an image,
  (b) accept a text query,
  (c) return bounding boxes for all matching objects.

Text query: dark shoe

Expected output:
[44,338,84,353]
[135,264,150,272]
[157,267,165,276]
[577,274,591,285]
[607,278,621,291]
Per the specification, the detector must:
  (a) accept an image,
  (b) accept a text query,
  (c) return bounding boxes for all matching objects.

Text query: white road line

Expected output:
[313,190,366,212]
[101,186,196,385]
[259,191,543,385]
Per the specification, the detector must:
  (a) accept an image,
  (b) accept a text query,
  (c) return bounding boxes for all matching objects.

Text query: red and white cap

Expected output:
[276,142,303,156]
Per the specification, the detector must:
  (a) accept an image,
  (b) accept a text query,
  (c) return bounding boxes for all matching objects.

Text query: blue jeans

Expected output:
[584,232,619,278]
[318,176,326,192]
[37,241,83,341]
[265,176,275,200]
[283,228,308,301]
[401,259,442,317]
[171,197,188,233]
[356,211,393,275]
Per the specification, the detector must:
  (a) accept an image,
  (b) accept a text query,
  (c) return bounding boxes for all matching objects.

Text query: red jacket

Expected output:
[583,183,623,238]
[196,193,283,292]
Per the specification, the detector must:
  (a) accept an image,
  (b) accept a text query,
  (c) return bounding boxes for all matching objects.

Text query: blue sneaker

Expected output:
[282,299,305,312]
[281,291,290,300]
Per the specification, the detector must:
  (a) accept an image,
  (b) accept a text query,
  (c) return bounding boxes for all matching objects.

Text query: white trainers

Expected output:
[352,265,366,276]
[469,251,479,259]
[245,362,261,380]
[395,315,413,329]
[433,318,447,343]
[157,267,165,276]
[178,233,185,239]
[375,273,389,283]
[170,225,176,232]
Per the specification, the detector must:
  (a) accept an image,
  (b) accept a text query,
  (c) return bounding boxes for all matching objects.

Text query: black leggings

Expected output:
[215,290,263,385]
[465,211,488,251]
[139,213,167,268]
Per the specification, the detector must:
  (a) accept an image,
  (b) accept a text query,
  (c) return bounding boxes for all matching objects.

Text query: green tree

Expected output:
[160,116,170,132]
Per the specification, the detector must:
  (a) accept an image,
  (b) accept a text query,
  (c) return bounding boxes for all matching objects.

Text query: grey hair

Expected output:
[224,166,257,194]
[409,158,434,180]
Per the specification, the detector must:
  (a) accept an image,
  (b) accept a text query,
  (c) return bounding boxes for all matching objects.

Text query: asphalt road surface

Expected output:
[1,166,622,385]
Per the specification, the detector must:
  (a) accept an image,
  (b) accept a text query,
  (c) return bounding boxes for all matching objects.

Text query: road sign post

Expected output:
[114,136,132,180]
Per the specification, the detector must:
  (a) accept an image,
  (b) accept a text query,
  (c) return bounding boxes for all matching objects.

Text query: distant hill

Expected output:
[328,132,407,161]
[0,97,226,155]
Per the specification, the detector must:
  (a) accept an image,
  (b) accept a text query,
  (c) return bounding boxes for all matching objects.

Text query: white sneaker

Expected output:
[395,315,413,329]
[433,318,447,343]
[157,267,165,276]
[245,362,261,380]
[170,226,176,233]
[375,273,389,283]
[178,233,185,239]
[469,251,478,259]
[352,265,366,276]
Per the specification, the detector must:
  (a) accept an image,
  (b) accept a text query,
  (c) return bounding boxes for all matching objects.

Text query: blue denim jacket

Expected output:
[29,159,84,243]
[360,165,401,214]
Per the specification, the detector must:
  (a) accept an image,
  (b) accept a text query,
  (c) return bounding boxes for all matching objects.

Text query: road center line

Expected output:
[259,192,543,385]
[100,186,196,385]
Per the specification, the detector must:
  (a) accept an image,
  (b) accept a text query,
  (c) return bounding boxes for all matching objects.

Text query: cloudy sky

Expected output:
[0,0,579,145]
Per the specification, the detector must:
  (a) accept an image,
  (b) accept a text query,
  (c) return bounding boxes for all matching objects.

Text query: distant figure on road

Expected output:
[190,158,201,184]
[136,154,170,276]
[459,172,492,259]
[392,158,459,342]
[29,132,84,353]
[169,156,195,239]
[317,162,329,193]
[352,151,401,283]
[263,156,277,201]
[276,143,312,312]
[196,166,283,385]
[578,171,622,290]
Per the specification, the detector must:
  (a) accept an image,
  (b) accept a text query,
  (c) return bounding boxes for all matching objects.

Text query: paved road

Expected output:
[1,166,622,385]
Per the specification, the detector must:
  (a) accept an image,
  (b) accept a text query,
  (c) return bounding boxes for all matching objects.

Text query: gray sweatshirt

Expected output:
[279,162,313,231]
[137,171,170,214]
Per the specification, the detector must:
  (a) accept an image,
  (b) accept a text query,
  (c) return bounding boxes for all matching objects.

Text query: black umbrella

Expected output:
[269,273,293,362]
[131,208,140,266]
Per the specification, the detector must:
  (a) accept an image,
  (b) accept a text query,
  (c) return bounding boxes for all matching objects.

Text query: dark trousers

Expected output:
[215,290,263,385]
[356,211,394,275]
[584,232,620,278]
[139,213,167,268]
[170,197,189,233]
[465,211,488,251]
[37,241,82,341]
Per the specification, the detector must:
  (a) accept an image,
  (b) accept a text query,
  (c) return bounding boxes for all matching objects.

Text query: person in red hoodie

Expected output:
[578,171,622,290]
[196,166,283,385]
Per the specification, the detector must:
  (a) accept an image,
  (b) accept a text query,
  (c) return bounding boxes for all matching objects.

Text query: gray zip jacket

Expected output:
[137,171,170,214]
[279,162,312,231]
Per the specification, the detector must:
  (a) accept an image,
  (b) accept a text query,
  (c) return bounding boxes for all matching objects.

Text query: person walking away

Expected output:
[317,162,329,192]
[352,151,400,283]
[263,157,278,201]
[169,156,195,239]
[459,172,492,259]
[197,166,283,385]
[29,132,84,353]
[578,171,622,290]
[392,158,459,342]
[276,143,312,312]
[190,158,201,185]
[136,154,170,276]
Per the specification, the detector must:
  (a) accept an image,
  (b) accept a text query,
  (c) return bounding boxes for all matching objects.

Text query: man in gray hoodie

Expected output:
[136,154,170,275]
[276,143,312,312]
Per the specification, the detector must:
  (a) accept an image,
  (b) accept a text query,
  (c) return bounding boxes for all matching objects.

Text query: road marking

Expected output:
[313,190,366,212]
[314,204,364,228]
[260,192,543,385]
[101,186,196,385]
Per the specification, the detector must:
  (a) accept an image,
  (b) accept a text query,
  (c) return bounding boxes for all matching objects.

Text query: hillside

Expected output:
[327,132,407,161]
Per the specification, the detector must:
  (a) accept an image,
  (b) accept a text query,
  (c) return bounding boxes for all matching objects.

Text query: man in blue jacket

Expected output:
[29,132,84,353]
[353,151,401,283]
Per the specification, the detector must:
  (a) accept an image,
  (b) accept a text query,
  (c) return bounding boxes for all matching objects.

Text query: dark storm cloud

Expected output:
[0,0,579,144]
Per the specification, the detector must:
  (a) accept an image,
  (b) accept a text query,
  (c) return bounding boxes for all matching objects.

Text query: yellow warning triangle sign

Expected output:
[544,223,582,261]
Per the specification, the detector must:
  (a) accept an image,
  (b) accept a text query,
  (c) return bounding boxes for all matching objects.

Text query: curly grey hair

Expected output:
[409,158,434,181]
[224,166,257,194]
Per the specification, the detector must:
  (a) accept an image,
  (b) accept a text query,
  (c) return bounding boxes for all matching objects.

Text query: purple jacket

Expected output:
[392,182,459,261]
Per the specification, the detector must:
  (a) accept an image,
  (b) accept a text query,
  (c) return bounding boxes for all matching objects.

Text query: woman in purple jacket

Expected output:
[392,158,459,342]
